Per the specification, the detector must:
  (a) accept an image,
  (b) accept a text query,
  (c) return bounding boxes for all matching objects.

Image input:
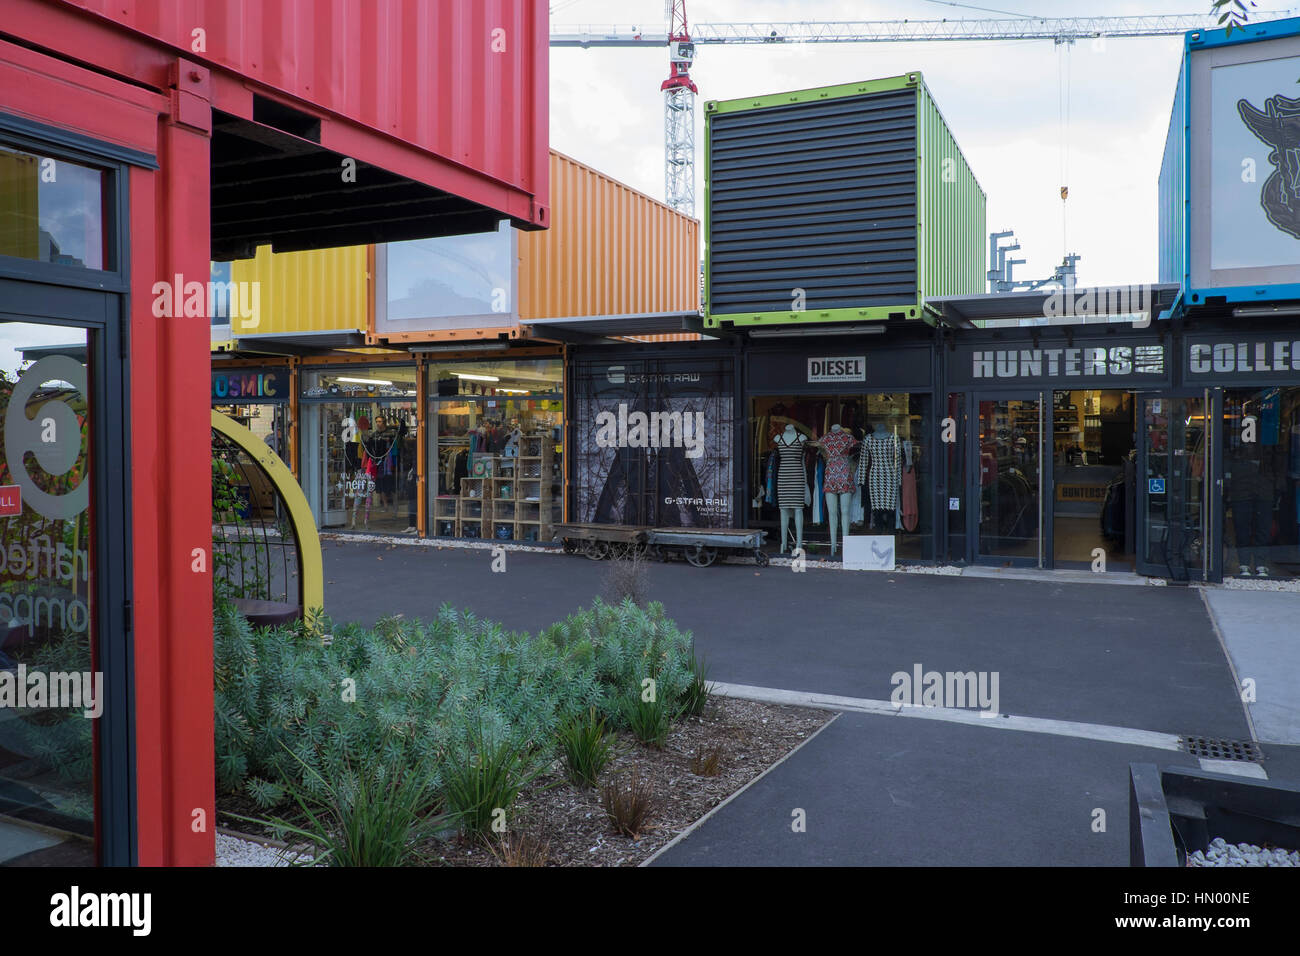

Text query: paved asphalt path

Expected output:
[322,539,1250,740]
[651,713,1203,867]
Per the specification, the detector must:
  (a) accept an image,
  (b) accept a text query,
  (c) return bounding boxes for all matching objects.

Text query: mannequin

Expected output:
[813,423,859,556]
[773,423,809,553]
[860,421,902,531]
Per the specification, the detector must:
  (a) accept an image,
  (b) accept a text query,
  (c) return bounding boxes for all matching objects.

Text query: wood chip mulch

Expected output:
[427,696,832,867]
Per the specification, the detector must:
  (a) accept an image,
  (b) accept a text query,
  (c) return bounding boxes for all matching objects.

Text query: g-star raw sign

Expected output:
[808,357,865,383]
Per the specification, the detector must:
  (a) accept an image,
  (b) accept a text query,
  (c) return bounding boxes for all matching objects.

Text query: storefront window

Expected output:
[377,224,514,335]
[300,367,419,534]
[1223,387,1300,580]
[0,146,106,270]
[750,393,931,559]
[429,359,562,542]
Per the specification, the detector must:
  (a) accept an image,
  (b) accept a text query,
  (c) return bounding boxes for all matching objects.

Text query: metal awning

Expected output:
[212,329,378,357]
[927,285,1181,329]
[522,311,714,343]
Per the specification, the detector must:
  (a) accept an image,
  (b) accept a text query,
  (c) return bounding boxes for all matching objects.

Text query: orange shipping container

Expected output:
[517,151,699,321]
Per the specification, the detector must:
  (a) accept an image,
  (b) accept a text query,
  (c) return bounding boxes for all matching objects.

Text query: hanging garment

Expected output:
[850,484,865,524]
[765,452,776,506]
[820,428,860,495]
[812,459,825,524]
[773,433,809,510]
[901,464,919,532]
[864,431,902,512]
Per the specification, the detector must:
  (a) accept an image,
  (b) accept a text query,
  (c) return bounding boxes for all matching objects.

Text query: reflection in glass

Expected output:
[1223,388,1300,580]
[978,399,1041,560]
[0,147,105,270]
[0,327,96,865]
[303,401,419,535]
[380,224,513,333]
[1142,397,1205,578]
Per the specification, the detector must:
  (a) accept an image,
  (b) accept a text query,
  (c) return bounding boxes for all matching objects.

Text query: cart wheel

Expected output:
[684,544,717,568]
[646,544,664,562]
[754,549,769,568]
[584,540,611,561]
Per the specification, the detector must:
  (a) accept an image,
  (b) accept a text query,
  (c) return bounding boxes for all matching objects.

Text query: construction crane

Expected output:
[552,11,1228,218]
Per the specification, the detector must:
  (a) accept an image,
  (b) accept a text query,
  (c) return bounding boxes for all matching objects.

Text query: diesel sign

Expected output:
[808,357,866,383]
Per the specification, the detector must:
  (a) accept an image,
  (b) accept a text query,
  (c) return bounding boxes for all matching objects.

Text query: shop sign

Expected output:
[969,345,1166,381]
[0,485,20,517]
[807,357,866,383]
[1185,338,1300,382]
[212,370,280,400]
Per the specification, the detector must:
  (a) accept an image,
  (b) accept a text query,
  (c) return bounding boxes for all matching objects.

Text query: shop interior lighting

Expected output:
[453,372,500,382]
[495,387,530,394]
[337,376,394,386]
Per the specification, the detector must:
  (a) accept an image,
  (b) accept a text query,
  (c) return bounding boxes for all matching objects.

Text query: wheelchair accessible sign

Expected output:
[1148,478,1166,495]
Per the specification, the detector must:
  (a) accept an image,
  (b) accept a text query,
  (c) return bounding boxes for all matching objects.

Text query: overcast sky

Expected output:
[549,0,1298,289]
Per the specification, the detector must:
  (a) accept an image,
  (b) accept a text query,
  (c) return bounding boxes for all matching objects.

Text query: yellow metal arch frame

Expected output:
[211,410,324,624]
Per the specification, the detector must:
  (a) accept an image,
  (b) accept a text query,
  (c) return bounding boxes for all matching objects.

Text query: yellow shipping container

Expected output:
[226,244,368,336]
[517,151,699,321]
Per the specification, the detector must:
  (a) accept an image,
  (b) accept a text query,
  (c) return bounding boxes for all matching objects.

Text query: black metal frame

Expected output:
[0,119,136,866]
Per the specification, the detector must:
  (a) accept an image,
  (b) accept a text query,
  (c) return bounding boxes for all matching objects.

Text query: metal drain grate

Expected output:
[1178,736,1263,762]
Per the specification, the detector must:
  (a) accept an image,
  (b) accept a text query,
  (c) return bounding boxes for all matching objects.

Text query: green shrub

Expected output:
[439,717,542,838]
[621,693,675,749]
[678,649,712,718]
[213,595,697,843]
[245,747,446,867]
[557,707,613,788]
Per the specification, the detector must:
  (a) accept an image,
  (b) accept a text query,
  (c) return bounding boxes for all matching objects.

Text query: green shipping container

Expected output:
[704,72,986,329]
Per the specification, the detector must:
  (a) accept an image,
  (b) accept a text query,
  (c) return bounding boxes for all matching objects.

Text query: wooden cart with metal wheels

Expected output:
[553,523,649,560]
[646,528,769,568]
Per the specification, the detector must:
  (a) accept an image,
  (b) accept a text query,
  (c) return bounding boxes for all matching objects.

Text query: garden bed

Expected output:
[427,696,829,867]
[216,695,830,866]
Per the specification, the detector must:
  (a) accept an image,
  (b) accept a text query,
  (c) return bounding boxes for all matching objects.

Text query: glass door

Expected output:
[976,395,1044,564]
[0,324,98,865]
[1138,393,1214,581]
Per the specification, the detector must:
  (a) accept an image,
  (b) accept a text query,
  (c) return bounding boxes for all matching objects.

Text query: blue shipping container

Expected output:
[1159,16,1300,308]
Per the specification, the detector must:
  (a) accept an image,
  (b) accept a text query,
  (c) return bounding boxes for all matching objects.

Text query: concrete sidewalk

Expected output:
[1201,589,1300,745]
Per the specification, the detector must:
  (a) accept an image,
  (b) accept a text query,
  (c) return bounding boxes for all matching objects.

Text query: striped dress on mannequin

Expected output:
[773,432,808,509]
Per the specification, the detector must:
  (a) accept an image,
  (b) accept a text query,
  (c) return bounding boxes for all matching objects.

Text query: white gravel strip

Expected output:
[1187,837,1299,867]
[1220,576,1300,592]
[216,832,314,867]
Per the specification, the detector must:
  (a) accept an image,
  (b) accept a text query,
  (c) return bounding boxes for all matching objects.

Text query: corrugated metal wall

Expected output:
[228,245,368,335]
[1158,59,1186,288]
[918,81,987,300]
[517,151,700,320]
[707,87,919,316]
[66,0,548,227]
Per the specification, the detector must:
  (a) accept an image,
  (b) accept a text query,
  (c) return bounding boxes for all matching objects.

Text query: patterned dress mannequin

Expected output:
[818,425,859,555]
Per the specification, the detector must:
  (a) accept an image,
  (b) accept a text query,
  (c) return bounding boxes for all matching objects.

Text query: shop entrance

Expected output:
[1050,389,1138,571]
[968,389,1140,571]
